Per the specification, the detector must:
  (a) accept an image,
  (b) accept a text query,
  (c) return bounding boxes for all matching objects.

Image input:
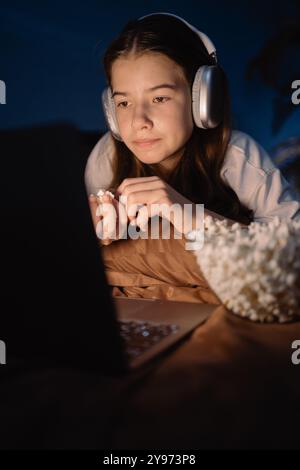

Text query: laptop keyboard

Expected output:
[118,319,180,360]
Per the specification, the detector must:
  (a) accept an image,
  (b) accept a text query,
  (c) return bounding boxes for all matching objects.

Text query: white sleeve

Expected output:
[248,169,300,222]
[221,131,300,223]
[84,131,115,196]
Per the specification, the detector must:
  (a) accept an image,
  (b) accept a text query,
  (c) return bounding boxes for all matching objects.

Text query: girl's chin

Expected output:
[137,157,165,166]
[133,152,164,164]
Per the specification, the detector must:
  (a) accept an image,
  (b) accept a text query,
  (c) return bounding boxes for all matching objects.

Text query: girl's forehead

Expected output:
[111,52,186,84]
[114,51,172,63]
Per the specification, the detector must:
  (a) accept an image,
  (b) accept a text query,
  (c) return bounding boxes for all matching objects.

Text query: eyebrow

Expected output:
[111,83,178,98]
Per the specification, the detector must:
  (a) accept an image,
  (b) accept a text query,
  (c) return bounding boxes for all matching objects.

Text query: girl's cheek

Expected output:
[117,114,130,130]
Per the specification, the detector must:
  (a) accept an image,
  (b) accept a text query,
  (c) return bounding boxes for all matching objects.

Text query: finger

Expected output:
[88,194,102,230]
[96,218,104,239]
[135,205,150,231]
[116,199,129,239]
[103,197,127,240]
[128,203,145,223]
[96,204,104,217]
[96,217,113,245]
[101,201,117,239]
[118,182,164,205]
[117,176,159,194]
[97,195,125,241]
[118,194,139,222]
[91,193,118,245]
[101,240,113,246]
[122,190,164,223]
[107,187,120,201]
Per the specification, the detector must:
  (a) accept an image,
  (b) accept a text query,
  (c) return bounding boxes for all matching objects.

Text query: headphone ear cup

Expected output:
[101,87,123,141]
[192,66,225,129]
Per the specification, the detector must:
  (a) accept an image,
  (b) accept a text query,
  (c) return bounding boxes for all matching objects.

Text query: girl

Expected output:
[86,12,300,246]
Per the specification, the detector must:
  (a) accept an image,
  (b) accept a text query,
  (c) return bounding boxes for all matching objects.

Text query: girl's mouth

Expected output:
[133,139,161,148]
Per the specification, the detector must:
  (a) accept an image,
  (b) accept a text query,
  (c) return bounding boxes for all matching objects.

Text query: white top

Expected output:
[84,130,300,223]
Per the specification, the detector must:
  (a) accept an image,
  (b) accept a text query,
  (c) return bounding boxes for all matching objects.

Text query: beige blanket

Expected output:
[101,217,221,305]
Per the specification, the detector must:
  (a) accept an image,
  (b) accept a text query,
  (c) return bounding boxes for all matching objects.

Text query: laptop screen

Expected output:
[0,124,127,374]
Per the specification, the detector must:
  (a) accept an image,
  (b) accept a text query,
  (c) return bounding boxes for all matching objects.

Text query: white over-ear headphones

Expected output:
[101,11,225,141]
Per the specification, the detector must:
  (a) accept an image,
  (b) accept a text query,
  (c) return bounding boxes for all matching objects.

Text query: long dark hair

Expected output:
[103,14,254,225]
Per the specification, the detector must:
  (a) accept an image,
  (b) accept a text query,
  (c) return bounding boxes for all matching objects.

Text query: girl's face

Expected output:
[111,52,194,172]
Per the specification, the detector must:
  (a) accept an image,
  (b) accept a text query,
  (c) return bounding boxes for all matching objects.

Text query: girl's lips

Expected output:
[133,139,161,148]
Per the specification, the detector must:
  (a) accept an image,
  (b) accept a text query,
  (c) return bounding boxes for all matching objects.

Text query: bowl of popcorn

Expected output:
[192,216,300,323]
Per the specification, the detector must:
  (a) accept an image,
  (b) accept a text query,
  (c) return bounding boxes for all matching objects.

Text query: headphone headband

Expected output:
[138,12,218,64]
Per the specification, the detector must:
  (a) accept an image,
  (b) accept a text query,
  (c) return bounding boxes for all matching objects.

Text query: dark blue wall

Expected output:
[0,0,299,152]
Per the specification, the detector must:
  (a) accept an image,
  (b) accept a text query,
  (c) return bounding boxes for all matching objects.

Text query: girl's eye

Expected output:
[116,96,170,108]
[116,101,128,108]
[153,96,169,103]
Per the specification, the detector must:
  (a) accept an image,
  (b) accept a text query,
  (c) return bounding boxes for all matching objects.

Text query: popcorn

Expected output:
[96,188,115,201]
[95,188,117,239]
[96,189,149,232]
[192,216,300,323]
[94,188,131,241]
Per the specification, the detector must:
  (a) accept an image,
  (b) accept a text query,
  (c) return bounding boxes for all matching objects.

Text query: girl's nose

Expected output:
[131,105,153,130]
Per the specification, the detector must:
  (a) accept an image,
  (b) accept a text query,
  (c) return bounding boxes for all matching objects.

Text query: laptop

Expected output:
[0,123,216,376]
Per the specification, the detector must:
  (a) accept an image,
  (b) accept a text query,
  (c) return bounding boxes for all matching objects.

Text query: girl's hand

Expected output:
[116,176,196,235]
[88,193,128,245]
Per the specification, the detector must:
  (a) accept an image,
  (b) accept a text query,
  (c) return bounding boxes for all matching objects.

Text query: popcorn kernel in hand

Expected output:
[96,188,115,201]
